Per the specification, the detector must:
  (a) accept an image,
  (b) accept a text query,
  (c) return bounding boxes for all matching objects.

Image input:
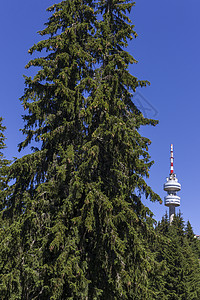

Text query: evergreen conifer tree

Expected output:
[0,1,162,299]
[0,118,14,298]
[186,220,195,242]
[156,213,200,300]
[0,117,11,215]
[0,118,10,195]
[186,220,200,260]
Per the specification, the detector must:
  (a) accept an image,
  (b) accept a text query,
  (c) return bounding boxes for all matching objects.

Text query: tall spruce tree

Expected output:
[0,1,162,299]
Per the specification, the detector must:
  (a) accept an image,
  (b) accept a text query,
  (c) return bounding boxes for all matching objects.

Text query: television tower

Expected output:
[163,144,181,224]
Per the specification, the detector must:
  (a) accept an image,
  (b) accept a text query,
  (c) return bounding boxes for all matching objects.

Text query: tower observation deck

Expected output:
[163,144,181,224]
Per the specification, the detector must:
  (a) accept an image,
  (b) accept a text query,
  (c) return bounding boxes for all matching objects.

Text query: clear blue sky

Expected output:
[1,1,200,233]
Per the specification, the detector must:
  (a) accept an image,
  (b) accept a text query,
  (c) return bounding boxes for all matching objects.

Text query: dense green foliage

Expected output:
[0,118,10,193]
[0,118,10,220]
[0,1,200,299]
[156,213,200,300]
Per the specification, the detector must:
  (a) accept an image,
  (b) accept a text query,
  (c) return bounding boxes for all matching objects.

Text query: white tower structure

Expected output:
[164,144,181,224]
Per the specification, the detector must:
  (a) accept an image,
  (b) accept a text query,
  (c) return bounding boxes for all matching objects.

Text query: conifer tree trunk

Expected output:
[0,1,161,299]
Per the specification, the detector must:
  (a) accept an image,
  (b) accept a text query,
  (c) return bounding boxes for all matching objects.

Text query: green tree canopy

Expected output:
[156,213,200,300]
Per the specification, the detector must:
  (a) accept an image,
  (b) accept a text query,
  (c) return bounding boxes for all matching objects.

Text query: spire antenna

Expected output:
[170,144,174,174]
